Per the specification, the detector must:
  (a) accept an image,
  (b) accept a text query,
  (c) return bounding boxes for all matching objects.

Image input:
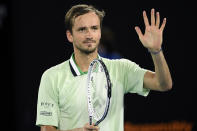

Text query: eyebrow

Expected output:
[91,25,99,28]
[77,25,99,30]
[77,27,86,30]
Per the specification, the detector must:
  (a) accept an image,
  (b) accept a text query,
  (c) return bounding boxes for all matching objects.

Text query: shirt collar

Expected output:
[69,53,101,77]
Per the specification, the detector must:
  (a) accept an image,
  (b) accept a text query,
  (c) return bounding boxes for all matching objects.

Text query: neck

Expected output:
[74,50,98,72]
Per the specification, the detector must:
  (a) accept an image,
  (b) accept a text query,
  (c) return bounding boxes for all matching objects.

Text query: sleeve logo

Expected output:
[40,111,52,116]
[40,102,54,108]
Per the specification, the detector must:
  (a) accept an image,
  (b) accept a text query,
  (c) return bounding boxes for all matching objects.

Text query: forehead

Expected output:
[73,12,100,28]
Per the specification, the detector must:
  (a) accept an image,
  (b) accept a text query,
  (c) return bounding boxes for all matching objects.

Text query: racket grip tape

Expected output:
[89,116,92,125]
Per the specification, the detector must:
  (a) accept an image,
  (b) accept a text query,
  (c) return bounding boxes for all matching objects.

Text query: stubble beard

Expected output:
[75,41,99,55]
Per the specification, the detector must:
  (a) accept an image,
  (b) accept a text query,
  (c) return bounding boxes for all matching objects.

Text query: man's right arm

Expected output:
[41,126,83,131]
[41,123,99,131]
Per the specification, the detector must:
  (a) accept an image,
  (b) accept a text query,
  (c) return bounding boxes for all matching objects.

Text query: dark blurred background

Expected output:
[3,0,196,130]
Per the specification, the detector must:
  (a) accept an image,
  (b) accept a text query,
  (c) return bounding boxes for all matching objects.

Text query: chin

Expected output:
[75,44,98,54]
[84,49,97,54]
[83,47,97,54]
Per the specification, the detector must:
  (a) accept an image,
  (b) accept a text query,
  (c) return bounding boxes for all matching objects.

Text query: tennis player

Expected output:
[36,4,172,131]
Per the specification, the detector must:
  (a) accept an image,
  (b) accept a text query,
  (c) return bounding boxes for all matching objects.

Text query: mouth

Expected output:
[84,42,94,47]
[83,41,95,44]
[84,42,94,44]
[83,41,95,47]
[83,40,96,44]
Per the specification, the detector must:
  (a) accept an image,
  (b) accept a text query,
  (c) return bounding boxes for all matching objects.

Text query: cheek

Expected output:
[95,31,101,40]
[72,33,81,41]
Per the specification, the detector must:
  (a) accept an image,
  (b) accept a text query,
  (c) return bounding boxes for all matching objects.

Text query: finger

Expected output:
[160,18,166,31]
[88,126,99,130]
[151,8,155,26]
[84,123,99,130]
[135,26,143,39]
[85,127,99,130]
[143,11,150,27]
[92,123,99,130]
[156,12,160,28]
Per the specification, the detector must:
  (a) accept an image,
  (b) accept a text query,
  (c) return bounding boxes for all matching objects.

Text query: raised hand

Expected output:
[135,8,166,52]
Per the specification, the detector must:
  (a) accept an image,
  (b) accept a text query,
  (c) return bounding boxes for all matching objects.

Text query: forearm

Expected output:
[41,123,98,131]
[64,128,83,131]
[41,126,83,131]
[151,50,172,90]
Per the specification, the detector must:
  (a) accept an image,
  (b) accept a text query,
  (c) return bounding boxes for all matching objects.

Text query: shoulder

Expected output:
[102,57,136,68]
[102,57,145,75]
[41,60,70,79]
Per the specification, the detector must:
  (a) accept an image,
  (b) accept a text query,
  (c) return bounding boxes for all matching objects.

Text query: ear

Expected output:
[66,30,73,43]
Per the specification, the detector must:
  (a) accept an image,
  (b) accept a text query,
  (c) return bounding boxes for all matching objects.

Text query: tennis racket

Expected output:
[87,59,112,126]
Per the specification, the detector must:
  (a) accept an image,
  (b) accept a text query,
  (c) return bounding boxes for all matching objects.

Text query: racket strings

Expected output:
[87,59,111,125]
[90,63,108,121]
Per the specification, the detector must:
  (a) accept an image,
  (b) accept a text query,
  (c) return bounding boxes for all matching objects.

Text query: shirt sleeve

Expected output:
[36,69,59,127]
[121,59,150,96]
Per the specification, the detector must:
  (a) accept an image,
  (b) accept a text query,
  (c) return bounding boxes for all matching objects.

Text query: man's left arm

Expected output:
[143,51,172,91]
[135,8,172,91]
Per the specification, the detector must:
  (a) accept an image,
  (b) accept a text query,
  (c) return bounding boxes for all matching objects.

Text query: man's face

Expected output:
[67,12,101,54]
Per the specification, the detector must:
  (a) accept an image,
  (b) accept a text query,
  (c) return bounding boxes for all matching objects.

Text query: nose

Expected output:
[85,29,93,38]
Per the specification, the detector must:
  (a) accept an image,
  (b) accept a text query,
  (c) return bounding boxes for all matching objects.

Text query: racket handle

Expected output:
[89,116,92,125]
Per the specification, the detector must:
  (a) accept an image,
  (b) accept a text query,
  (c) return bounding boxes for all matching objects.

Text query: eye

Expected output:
[92,26,98,30]
[78,27,86,32]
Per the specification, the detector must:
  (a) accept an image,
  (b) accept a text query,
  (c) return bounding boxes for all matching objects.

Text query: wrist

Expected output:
[148,48,162,55]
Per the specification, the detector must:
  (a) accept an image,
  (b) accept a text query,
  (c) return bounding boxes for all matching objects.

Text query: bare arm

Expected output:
[40,126,82,131]
[41,126,59,131]
[143,51,172,91]
[135,8,172,91]
[41,123,99,131]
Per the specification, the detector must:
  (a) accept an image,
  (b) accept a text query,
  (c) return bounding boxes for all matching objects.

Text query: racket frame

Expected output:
[87,59,112,126]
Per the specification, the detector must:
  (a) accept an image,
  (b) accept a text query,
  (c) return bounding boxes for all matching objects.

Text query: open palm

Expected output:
[135,9,166,52]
